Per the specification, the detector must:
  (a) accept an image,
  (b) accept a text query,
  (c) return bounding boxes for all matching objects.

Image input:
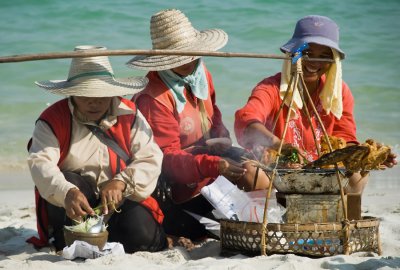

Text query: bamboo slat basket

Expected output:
[220,217,381,257]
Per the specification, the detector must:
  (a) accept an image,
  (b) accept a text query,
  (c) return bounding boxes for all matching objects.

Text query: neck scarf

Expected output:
[158,59,208,113]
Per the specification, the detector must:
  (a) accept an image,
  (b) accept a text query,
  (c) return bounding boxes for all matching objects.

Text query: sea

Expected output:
[0,0,399,187]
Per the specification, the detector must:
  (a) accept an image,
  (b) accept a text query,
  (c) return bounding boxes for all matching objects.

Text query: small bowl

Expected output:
[64,228,108,250]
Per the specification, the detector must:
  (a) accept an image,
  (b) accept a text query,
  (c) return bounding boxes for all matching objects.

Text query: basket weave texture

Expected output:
[220,217,380,257]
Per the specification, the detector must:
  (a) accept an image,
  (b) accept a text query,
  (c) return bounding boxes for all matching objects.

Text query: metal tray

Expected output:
[269,168,348,194]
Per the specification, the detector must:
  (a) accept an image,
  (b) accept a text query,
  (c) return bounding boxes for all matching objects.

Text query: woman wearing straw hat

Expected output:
[235,15,397,194]
[127,9,269,241]
[27,45,167,253]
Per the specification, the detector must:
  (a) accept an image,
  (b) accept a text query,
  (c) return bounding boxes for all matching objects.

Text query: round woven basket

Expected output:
[64,228,109,250]
[220,216,381,257]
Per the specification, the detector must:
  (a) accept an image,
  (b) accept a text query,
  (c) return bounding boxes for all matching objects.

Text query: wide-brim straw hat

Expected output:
[126,9,228,71]
[280,15,345,59]
[35,45,148,97]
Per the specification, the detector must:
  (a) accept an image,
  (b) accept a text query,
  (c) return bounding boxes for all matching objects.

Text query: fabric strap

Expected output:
[198,100,210,140]
[85,125,131,164]
[68,71,114,82]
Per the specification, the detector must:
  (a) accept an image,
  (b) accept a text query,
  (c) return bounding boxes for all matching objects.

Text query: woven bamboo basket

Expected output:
[220,217,381,257]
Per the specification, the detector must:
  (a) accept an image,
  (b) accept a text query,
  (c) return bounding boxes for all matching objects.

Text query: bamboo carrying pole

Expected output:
[0,49,334,63]
[0,49,289,63]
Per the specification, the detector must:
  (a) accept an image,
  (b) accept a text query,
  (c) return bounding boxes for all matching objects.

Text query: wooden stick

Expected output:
[0,49,289,63]
[298,75,321,157]
[0,49,334,63]
[260,59,301,256]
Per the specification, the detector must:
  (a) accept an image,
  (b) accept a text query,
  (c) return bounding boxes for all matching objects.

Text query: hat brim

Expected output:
[126,29,228,71]
[280,36,345,59]
[35,76,148,97]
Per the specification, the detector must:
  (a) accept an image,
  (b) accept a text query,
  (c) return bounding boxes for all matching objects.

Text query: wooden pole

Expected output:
[0,49,289,63]
[0,49,333,63]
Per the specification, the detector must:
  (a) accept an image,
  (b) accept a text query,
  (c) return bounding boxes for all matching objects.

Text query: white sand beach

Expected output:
[1,167,399,270]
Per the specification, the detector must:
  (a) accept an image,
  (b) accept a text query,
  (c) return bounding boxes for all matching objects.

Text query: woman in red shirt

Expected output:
[235,15,396,194]
[127,9,269,241]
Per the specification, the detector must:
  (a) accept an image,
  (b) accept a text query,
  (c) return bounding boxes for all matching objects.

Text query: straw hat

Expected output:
[126,9,228,71]
[35,45,148,97]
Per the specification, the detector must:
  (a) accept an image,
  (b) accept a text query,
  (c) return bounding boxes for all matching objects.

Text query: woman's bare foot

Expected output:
[166,235,196,251]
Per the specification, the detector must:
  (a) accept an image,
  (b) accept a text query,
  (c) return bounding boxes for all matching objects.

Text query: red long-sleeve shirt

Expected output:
[135,71,229,185]
[235,73,358,161]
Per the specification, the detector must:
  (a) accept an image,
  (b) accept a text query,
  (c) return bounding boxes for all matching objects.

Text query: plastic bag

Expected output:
[62,241,125,260]
[201,176,285,223]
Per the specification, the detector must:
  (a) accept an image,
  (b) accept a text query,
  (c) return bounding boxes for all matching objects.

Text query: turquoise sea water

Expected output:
[0,0,399,172]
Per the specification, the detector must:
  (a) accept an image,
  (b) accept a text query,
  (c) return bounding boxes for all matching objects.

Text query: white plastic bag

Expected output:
[200,176,250,220]
[201,176,285,223]
[239,190,285,223]
[62,241,125,260]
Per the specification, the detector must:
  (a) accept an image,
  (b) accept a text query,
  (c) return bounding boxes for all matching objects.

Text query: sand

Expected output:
[0,167,399,269]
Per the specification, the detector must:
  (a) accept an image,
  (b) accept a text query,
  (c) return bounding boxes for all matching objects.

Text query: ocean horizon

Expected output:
[0,0,399,177]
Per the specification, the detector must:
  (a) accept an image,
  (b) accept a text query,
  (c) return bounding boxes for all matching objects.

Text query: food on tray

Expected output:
[307,138,391,172]
[319,135,347,168]
[261,145,305,169]
[320,135,347,155]
[308,145,369,169]
[346,139,391,171]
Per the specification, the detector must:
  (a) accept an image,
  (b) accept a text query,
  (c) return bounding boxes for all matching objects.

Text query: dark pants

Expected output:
[47,172,167,253]
[154,147,249,241]
[156,193,217,241]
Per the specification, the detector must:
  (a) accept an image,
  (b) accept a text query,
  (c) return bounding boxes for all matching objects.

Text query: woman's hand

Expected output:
[99,180,126,215]
[64,188,95,221]
[218,158,247,183]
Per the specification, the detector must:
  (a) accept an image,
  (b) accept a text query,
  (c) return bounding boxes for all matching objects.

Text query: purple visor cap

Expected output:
[280,15,345,59]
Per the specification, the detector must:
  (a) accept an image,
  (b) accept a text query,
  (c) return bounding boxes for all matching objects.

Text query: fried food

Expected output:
[357,139,391,171]
[341,145,371,172]
[308,138,391,172]
[320,135,347,155]
[318,135,347,168]
[261,145,304,169]
[257,136,392,173]
[261,148,278,166]
[307,145,369,169]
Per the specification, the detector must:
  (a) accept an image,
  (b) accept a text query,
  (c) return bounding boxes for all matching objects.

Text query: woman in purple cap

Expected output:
[235,15,397,194]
